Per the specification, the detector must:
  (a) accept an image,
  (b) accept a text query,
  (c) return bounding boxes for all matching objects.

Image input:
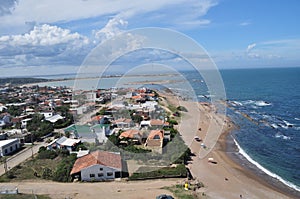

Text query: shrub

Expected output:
[52,154,77,182]
[129,164,187,180]
[177,106,188,112]
[37,150,58,159]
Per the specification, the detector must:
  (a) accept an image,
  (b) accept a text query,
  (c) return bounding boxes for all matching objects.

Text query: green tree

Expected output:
[52,154,77,182]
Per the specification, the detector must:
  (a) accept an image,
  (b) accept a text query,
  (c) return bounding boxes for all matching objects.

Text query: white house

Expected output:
[45,114,64,123]
[0,139,20,156]
[70,150,122,181]
[47,136,81,152]
[0,105,7,112]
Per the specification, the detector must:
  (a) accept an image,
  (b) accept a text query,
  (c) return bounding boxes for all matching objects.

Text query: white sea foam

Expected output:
[255,100,272,107]
[232,101,243,106]
[270,123,279,129]
[283,120,294,127]
[295,118,300,121]
[275,132,291,140]
[233,138,300,192]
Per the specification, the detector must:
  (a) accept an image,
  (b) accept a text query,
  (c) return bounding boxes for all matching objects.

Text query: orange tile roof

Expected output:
[119,129,140,139]
[148,130,164,140]
[150,119,164,126]
[70,150,122,175]
[131,95,142,99]
[114,118,132,123]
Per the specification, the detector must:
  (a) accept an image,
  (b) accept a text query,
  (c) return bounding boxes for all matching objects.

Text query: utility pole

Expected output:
[3,157,8,174]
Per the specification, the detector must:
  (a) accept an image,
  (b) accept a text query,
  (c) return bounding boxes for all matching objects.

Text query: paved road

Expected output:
[0,142,47,176]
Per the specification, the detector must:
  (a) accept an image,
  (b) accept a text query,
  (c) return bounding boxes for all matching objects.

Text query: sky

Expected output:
[0,0,299,77]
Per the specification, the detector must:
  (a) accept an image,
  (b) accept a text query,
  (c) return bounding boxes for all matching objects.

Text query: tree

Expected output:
[7,105,22,117]
[52,154,77,182]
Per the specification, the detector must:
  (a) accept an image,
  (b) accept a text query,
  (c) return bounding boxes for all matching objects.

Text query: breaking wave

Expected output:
[233,138,300,192]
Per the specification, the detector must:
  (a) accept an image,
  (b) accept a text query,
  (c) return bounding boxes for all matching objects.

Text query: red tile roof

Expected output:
[70,150,122,175]
[149,119,169,126]
[148,130,164,140]
[119,129,141,139]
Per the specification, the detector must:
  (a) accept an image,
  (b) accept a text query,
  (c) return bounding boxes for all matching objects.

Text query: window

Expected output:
[98,173,103,177]
[99,168,103,171]
[10,146,13,152]
[107,172,113,177]
[90,174,95,178]
[4,149,7,154]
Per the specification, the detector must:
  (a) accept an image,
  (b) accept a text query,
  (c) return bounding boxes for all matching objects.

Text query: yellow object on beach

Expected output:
[184,182,189,190]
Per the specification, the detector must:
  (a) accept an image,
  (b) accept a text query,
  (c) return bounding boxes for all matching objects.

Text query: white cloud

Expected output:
[0,24,91,68]
[239,21,251,26]
[7,24,89,46]
[0,0,219,76]
[247,43,256,53]
[0,0,218,35]
[93,16,128,43]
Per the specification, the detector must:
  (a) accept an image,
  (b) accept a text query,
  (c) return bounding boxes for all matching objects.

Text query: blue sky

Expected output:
[0,0,299,77]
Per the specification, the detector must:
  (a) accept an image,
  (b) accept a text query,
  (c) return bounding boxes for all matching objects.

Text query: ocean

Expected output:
[37,67,300,191]
[220,67,300,191]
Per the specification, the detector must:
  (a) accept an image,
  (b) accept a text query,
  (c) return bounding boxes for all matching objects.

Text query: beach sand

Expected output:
[159,90,299,199]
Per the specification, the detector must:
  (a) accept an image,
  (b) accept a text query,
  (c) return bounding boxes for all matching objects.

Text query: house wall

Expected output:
[81,164,120,181]
[0,139,20,156]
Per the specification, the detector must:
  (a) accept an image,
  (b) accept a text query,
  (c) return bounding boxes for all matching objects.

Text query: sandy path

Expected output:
[2,179,178,199]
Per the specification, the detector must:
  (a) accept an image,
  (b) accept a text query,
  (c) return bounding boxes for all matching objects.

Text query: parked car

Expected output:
[156,194,174,199]
[194,136,202,142]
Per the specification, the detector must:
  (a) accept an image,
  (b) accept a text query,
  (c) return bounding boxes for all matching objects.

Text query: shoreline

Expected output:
[159,89,299,198]
[224,129,300,198]
[197,101,300,198]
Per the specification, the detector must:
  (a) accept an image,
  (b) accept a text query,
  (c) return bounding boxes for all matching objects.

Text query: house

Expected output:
[145,130,164,153]
[140,119,169,129]
[45,114,64,123]
[150,119,169,129]
[47,136,81,152]
[64,124,97,143]
[113,118,134,129]
[0,138,20,156]
[90,124,110,144]
[119,129,142,144]
[70,150,122,181]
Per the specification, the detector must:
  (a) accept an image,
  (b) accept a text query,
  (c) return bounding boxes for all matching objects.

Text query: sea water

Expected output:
[220,67,300,191]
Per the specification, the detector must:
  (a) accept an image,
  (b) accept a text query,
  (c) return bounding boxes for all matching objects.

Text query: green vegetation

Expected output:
[177,106,188,112]
[0,148,76,182]
[7,105,22,117]
[129,164,187,180]
[123,145,151,153]
[53,105,74,129]
[0,77,49,86]
[167,119,178,126]
[52,153,77,182]
[163,184,204,199]
[26,114,53,140]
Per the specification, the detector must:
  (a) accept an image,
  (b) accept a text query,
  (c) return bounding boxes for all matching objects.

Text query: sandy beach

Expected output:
[159,91,300,199]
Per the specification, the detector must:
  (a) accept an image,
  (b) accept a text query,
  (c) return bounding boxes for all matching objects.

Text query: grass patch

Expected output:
[163,184,207,199]
[0,157,58,182]
[129,164,187,180]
